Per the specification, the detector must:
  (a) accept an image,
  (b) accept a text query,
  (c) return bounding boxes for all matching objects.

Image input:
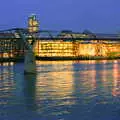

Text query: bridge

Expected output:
[0,28,120,62]
[0,28,120,41]
[0,13,120,73]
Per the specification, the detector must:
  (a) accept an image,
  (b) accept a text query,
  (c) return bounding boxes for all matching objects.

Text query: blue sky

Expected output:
[0,0,120,33]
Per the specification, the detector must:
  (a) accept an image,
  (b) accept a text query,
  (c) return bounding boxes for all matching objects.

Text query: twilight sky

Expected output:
[0,0,120,33]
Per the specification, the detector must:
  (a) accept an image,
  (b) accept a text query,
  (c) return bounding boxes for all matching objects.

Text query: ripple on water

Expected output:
[0,60,120,120]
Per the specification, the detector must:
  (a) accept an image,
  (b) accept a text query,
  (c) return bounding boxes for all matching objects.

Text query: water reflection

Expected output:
[112,60,120,96]
[35,60,120,119]
[35,61,75,117]
[72,60,120,98]
[73,60,97,95]
[0,62,15,98]
[24,74,37,110]
[0,62,15,119]
[0,60,120,120]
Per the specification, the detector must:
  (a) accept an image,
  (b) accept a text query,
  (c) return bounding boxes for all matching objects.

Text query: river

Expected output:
[0,60,120,120]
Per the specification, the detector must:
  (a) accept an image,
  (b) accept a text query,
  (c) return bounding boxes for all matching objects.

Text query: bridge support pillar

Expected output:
[24,51,36,74]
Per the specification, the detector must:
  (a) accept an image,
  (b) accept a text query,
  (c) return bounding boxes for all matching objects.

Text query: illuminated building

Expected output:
[28,14,39,33]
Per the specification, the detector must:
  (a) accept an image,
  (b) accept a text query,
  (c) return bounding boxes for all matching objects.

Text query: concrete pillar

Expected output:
[24,50,36,74]
[15,29,37,74]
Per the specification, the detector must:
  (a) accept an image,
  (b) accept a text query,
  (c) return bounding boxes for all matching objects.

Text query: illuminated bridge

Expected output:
[0,28,120,61]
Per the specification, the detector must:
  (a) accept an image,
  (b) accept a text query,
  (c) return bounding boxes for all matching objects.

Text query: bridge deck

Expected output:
[0,37,120,41]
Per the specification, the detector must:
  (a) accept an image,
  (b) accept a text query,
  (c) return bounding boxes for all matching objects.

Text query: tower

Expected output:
[28,14,39,33]
[24,14,39,74]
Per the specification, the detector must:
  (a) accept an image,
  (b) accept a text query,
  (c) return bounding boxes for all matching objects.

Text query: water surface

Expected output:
[0,60,120,120]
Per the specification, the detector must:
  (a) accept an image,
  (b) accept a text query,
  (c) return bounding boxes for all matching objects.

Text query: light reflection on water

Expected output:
[0,60,120,120]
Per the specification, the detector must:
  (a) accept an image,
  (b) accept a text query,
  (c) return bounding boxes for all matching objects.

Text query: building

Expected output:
[28,14,39,33]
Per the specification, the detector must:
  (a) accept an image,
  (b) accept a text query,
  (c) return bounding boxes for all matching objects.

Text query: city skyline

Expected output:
[0,0,120,33]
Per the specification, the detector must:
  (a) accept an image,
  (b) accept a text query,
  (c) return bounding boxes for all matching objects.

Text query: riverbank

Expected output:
[0,56,120,62]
